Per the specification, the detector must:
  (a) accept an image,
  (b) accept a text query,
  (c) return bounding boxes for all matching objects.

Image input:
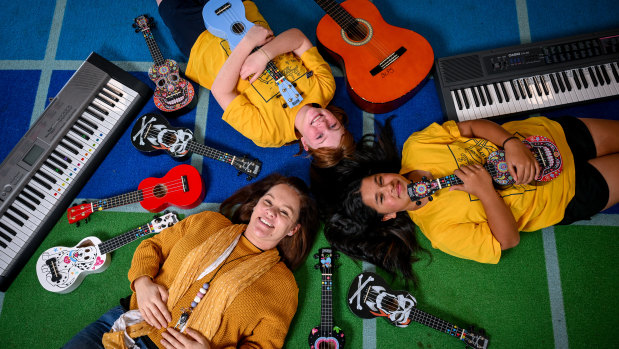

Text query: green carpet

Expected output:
[0,212,617,348]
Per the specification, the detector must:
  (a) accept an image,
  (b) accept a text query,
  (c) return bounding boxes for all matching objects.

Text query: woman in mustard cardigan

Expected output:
[63,174,319,349]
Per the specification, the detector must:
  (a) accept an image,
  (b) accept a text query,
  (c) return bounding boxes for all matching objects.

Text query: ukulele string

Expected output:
[97,179,191,206]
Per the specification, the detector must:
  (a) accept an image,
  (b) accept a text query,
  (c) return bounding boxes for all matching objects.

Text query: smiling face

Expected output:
[360,173,415,216]
[295,104,344,150]
[244,184,302,251]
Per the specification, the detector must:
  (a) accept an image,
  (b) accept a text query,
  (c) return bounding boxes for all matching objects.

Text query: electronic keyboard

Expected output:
[434,28,619,121]
[0,52,151,291]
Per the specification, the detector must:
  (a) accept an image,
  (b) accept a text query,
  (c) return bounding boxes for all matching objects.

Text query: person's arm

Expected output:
[450,164,520,250]
[211,25,274,109]
[457,119,540,184]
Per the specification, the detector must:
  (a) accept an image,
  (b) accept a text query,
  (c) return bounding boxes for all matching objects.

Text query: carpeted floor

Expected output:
[0,0,618,348]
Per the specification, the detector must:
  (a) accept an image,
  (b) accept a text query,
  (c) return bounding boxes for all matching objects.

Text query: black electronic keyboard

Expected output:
[0,52,151,291]
[434,28,619,121]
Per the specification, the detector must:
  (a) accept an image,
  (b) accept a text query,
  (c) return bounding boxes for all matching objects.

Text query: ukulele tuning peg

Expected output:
[428,195,433,201]
[132,23,137,28]
[422,176,429,181]
[246,175,252,181]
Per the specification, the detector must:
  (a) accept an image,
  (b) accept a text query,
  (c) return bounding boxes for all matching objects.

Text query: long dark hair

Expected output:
[220,174,319,270]
[322,118,427,285]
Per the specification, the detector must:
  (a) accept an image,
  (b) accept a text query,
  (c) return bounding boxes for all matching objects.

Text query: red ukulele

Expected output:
[67,164,205,224]
[313,0,434,113]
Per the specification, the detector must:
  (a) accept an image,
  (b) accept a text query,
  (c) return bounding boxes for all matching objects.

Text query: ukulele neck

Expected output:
[98,223,152,255]
[409,307,468,340]
[186,141,236,165]
[320,271,334,331]
[92,190,144,211]
[141,28,165,66]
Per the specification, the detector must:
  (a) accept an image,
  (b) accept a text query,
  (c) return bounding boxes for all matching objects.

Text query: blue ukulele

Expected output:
[202,0,303,108]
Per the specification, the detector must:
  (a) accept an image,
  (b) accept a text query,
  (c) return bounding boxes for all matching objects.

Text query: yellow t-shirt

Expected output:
[402,117,575,263]
[185,1,336,147]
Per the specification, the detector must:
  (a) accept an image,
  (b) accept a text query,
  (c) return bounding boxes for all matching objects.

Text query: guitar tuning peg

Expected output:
[428,195,433,201]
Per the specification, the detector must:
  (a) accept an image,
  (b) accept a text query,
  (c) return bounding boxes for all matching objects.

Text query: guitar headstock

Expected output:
[232,156,262,180]
[462,327,489,349]
[67,202,93,224]
[314,247,338,274]
[133,14,154,33]
[149,212,180,233]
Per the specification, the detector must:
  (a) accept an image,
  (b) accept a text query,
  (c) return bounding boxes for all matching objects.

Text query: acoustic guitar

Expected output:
[133,15,197,116]
[348,272,489,349]
[131,113,262,180]
[313,0,434,113]
[308,247,345,348]
[37,212,179,293]
[407,135,563,201]
[66,164,205,224]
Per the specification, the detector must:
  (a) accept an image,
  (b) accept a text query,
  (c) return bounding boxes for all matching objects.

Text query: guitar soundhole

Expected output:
[231,22,245,34]
[153,184,168,198]
[162,131,177,146]
[345,21,369,42]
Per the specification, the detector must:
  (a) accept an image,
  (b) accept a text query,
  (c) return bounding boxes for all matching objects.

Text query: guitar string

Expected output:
[319,263,335,346]
[83,179,192,210]
[141,129,233,159]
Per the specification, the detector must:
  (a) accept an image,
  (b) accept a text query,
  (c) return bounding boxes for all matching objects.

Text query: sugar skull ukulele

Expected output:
[348,272,489,349]
[309,248,345,349]
[36,212,179,293]
[133,15,197,116]
[130,113,262,180]
[408,135,563,202]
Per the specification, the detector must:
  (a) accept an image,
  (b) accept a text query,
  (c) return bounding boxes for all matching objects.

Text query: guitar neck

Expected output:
[92,190,144,211]
[428,162,504,191]
[265,61,285,82]
[141,28,166,66]
[409,307,467,340]
[320,271,334,331]
[186,141,237,165]
[97,222,153,255]
[314,0,358,30]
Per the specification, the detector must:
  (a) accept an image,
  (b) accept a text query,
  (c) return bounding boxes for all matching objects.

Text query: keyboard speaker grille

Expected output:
[439,55,483,83]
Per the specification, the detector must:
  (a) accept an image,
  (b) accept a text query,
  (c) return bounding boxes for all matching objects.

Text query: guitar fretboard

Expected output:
[92,190,144,211]
[187,141,235,164]
[409,308,467,340]
[141,28,166,66]
[314,0,358,30]
[98,222,153,255]
[265,61,285,82]
[321,272,334,333]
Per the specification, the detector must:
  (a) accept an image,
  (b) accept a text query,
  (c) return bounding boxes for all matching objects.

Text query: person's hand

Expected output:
[161,327,211,349]
[134,276,171,329]
[240,50,269,83]
[503,137,540,184]
[450,164,495,199]
[241,25,273,49]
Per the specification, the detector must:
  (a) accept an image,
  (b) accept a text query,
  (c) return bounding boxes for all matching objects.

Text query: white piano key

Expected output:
[563,71,588,103]
[0,217,29,245]
[6,206,39,232]
[10,201,44,226]
[22,186,55,210]
[92,97,126,121]
[82,110,114,132]
[463,88,485,120]
[484,84,504,117]
[107,78,139,99]
[582,67,604,99]
[28,177,61,202]
[451,91,468,121]
[602,64,619,94]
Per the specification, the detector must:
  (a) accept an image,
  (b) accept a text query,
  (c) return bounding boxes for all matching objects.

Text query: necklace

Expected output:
[174,237,261,332]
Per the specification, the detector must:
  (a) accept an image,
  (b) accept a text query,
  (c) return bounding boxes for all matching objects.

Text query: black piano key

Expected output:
[105,84,124,98]
[578,69,588,88]
[510,80,520,100]
[555,73,566,92]
[572,70,582,89]
[540,76,550,95]
[35,171,56,185]
[89,102,109,116]
[610,63,619,83]
[460,89,470,109]
[48,155,68,170]
[0,221,17,237]
[519,79,531,98]
[74,121,95,135]
[85,109,105,122]
[4,212,24,227]
[95,96,115,108]
[43,161,64,175]
[100,89,120,102]
[63,136,83,149]
[470,87,480,107]
[71,126,90,141]
[549,74,560,93]
[493,83,503,103]
[0,232,10,248]
[60,140,79,155]
[52,150,72,164]
[588,67,599,86]
[476,86,486,106]
[561,71,572,91]
[78,116,98,130]
[8,206,29,221]
[453,90,463,110]
[25,185,45,199]
[483,84,493,105]
[533,77,543,96]
[594,66,605,85]
[601,65,611,84]
[16,197,36,212]
[501,81,510,102]
[21,190,41,206]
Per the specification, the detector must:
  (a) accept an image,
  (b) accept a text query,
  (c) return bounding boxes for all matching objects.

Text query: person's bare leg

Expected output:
[588,154,619,210]
[579,118,619,156]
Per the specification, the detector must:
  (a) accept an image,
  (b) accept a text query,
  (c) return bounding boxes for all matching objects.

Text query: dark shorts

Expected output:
[552,116,609,225]
[158,0,208,57]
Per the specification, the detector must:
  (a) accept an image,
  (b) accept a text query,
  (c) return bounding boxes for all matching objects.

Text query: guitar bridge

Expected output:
[45,258,61,282]
[370,47,407,76]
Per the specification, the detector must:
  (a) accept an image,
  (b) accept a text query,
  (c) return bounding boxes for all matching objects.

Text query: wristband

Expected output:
[258,47,271,61]
[501,136,519,148]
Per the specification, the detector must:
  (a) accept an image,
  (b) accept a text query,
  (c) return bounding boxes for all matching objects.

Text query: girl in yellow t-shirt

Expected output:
[317,116,619,280]
[157,0,354,168]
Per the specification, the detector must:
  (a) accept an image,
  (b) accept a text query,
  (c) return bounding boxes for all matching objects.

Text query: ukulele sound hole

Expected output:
[341,19,373,46]
[231,22,245,34]
[153,184,168,198]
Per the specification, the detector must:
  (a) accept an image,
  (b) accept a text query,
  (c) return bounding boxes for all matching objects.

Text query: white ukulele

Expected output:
[36,212,179,293]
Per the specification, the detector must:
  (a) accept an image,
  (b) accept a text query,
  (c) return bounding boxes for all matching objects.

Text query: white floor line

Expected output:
[542,227,569,349]
[362,262,377,349]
